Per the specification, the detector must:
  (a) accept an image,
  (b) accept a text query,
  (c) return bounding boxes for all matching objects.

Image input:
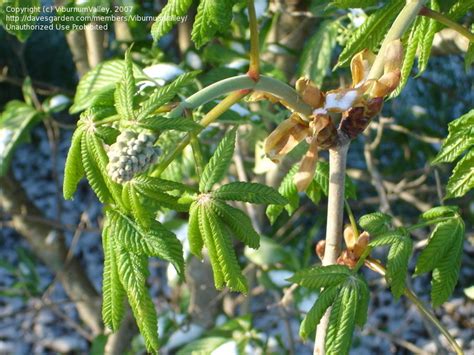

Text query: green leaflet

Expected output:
[200,128,237,192]
[386,236,412,299]
[133,175,192,193]
[191,0,236,49]
[151,0,193,42]
[137,116,201,132]
[81,133,113,203]
[116,247,159,353]
[109,209,185,279]
[358,212,392,236]
[188,202,204,259]
[431,221,464,307]
[300,286,340,340]
[325,283,358,355]
[95,126,120,145]
[336,0,404,68]
[63,126,85,200]
[128,184,153,229]
[213,182,287,205]
[206,208,248,293]
[135,184,190,212]
[415,219,461,275]
[136,71,200,121]
[198,203,224,288]
[354,276,370,327]
[298,20,339,86]
[288,265,352,290]
[101,215,126,331]
[417,0,440,75]
[114,49,136,120]
[211,199,260,249]
[369,229,413,299]
[446,149,474,199]
[414,216,465,306]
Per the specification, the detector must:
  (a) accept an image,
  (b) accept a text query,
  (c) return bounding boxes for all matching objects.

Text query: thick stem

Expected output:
[368,0,426,80]
[314,141,350,355]
[420,6,474,42]
[364,258,464,355]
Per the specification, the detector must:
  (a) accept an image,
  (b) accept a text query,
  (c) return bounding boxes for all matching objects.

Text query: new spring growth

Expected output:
[264,40,404,192]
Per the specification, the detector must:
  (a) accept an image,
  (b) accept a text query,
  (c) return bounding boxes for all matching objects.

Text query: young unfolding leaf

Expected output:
[116,247,158,353]
[213,182,287,205]
[211,200,260,249]
[370,229,412,299]
[313,162,357,200]
[288,265,352,290]
[114,49,135,120]
[151,0,193,42]
[101,216,126,331]
[200,128,237,192]
[415,216,465,306]
[325,282,358,355]
[417,0,440,75]
[63,127,85,199]
[358,212,392,236]
[109,209,185,279]
[136,71,199,121]
[300,286,340,340]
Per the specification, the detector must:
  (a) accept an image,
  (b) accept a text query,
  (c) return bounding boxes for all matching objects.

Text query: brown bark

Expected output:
[84,25,105,68]
[0,173,103,335]
[65,30,90,78]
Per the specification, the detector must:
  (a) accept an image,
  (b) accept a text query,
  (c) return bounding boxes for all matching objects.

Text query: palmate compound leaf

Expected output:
[191,0,236,49]
[101,214,126,331]
[369,229,413,299]
[198,202,248,293]
[136,71,200,121]
[200,128,237,192]
[109,209,185,279]
[151,0,193,42]
[210,199,260,249]
[358,212,392,236]
[414,217,465,307]
[432,124,474,165]
[325,280,358,355]
[299,286,340,340]
[213,182,287,205]
[114,49,136,120]
[288,265,352,290]
[116,246,159,353]
[335,0,404,68]
[63,126,85,199]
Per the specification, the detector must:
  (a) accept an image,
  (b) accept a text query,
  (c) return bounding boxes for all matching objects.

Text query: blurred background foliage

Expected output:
[0,0,472,354]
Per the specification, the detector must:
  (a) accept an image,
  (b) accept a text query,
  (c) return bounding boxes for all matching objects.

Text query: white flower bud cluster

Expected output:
[107,130,160,183]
